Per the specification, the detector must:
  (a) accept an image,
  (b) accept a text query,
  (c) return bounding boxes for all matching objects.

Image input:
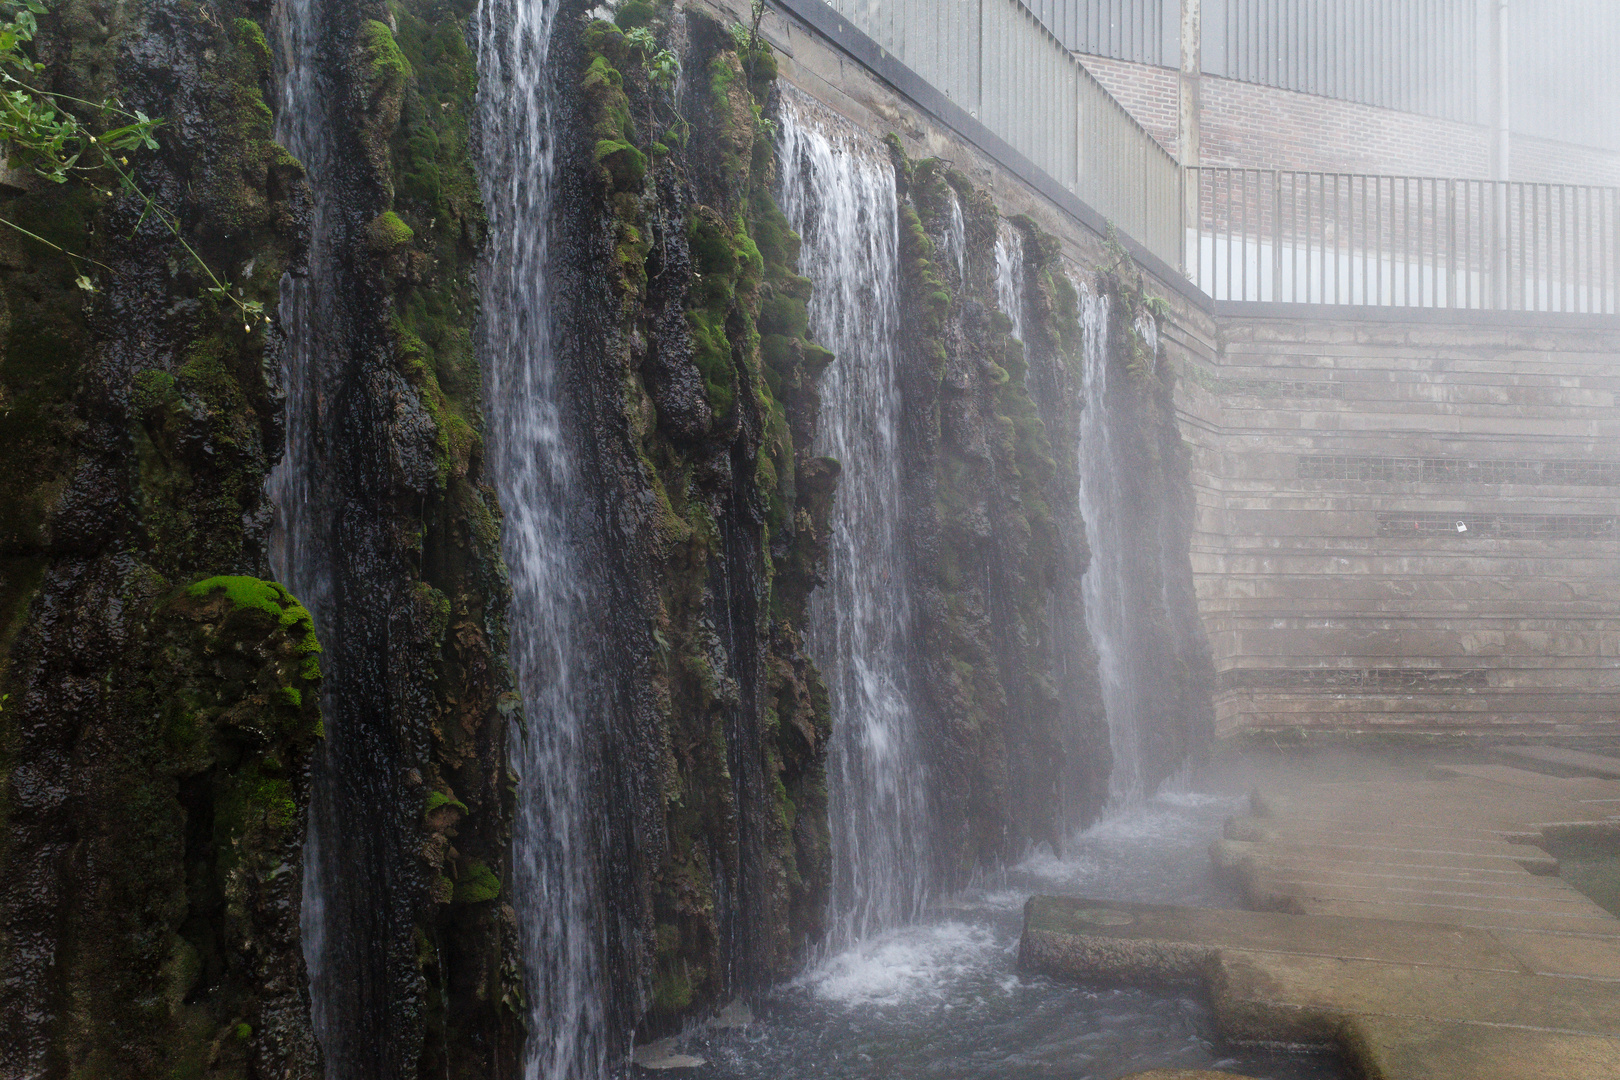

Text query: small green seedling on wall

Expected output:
[0,0,269,330]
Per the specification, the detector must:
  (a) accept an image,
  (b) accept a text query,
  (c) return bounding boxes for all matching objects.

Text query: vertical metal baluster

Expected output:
[1358,174,1366,305]
[1224,168,1233,303]
[1308,173,1315,304]
[1403,176,1410,307]
[1509,184,1522,312]
[1583,186,1592,313]
[1376,175,1383,305]
[1406,177,1414,307]
[1334,173,1343,304]
[1538,185,1546,312]
[1425,177,1433,308]
[1600,186,1613,310]
[1467,181,1475,309]
[1561,185,1569,313]
[1290,173,1298,303]
[1242,169,1250,302]
[1272,170,1281,303]
[1426,177,1434,308]
[1451,175,1464,306]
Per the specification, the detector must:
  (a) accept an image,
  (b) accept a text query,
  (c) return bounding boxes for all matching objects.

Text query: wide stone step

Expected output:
[1279,895,1620,937]
[1348,1017,1620,1080]
[1496,744,1620,780]
[1021,897,1620,1080]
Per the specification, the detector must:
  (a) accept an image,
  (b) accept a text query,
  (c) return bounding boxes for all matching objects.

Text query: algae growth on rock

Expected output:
[0,0,1215,1076]
[0,2,320,1074]
[492,4,840,1050]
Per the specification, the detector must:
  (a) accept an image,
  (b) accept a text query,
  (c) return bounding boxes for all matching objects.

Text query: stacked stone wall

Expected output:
[1176,313,1620,739]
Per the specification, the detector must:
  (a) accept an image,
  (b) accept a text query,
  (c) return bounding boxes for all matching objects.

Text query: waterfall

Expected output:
[994,220,1025,341]
[268,0,340,1064]
[941,191,967,283]
[777,90,931,949]
[476,0,607,1076]
[1071,278,1147,803]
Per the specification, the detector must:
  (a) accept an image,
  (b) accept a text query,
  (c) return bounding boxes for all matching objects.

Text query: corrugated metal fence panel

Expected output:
[824,0,1182,265]
[1025,0,1178,66]
[1202,0,1486,126]
[1509,0,1620,153]
[1024,2,1620,153]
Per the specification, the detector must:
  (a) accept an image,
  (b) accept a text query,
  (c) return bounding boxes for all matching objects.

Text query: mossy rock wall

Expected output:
[274,0,521,1076]
[543,5,834,1041]
[1086,254,1217,791]
[887,150,1214,880]
[0,0,522,1075]
[0,1,322,1074]
[887,154,1104,878]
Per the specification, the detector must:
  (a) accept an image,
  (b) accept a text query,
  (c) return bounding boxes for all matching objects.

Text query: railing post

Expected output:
[1271,171,1281,304]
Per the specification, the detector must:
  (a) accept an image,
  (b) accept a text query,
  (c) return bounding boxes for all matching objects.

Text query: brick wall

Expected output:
[1079,55,1181,156]
[1080,54,1620,186]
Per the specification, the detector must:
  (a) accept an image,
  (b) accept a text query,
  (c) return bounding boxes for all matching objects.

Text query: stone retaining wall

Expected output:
[722,0,1620,743]
[1176,311,1620,738]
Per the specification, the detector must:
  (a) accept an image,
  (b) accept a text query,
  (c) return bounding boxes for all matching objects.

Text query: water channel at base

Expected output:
[666,787,1348,1080]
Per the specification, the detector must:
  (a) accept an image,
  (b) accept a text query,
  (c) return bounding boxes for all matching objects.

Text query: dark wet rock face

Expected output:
[0,0,1212,1073]
[887,156,1105,880]
[268,0,519,1076]
[535,9,837,1044]
[0,1,319,1074]
[890,153,1213,881]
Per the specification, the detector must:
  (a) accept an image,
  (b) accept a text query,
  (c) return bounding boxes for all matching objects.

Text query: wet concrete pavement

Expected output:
[1023,755,1620,1079]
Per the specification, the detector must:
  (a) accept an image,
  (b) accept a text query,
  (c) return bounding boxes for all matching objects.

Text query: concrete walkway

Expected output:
[1214,765,1620,935]
[1021,762,1620,1079]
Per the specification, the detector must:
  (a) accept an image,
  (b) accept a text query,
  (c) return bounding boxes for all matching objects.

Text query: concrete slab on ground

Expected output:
[1496,745,1620,780]
[1217,769,1620,933]
[1021,896,1620,1080]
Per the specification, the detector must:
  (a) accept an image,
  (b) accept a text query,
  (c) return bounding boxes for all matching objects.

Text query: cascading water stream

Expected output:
[1070,278,1148,803]
[268,0,340,1062]
[475,0,607,1076]
[777,90,931,949]
[941,192,967,284]
[993,220,1025,342]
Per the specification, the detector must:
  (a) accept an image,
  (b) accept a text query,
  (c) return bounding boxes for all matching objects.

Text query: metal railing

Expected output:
[1187,167,1620,313]
[822,0,1183,266]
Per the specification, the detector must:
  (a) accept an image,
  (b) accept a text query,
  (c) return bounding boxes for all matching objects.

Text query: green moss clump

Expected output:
[362,19,413,89]
[453,860,501,904]
[423,790,469,816]
[186,576,320,656]
[594,138,647,188]
[614,0,658,29]
[365,209,416,252]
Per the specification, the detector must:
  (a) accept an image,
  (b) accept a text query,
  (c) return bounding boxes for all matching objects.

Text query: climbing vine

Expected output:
[0,0,267,328]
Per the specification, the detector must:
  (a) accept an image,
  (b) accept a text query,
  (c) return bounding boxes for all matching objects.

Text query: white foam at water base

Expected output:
[1154,789,1234,810]
[797,922,1003,1007]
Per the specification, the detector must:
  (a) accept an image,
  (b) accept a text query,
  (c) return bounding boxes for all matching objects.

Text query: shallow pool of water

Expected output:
[665,789,1348,1079]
